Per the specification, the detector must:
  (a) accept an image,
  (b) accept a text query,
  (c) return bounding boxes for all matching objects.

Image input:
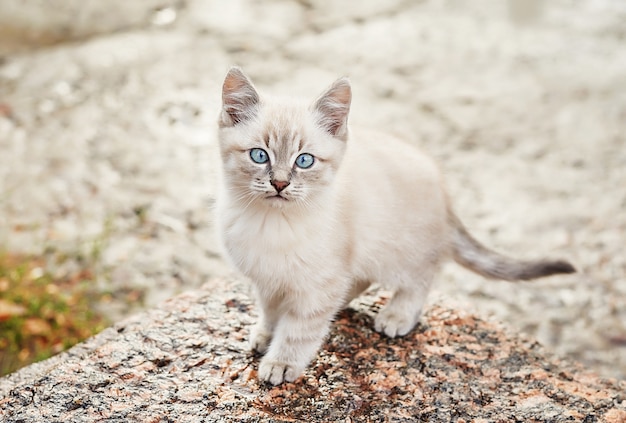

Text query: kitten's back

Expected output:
[335,127,451,275]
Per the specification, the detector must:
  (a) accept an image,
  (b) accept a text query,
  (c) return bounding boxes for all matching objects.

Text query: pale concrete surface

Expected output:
[0,0,625,379]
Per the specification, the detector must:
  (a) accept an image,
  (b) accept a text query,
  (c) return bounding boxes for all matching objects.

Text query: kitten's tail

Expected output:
[449,212,575,281]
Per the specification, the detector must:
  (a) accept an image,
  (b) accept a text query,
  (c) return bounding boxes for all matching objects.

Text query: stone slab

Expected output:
[1,278,624,422]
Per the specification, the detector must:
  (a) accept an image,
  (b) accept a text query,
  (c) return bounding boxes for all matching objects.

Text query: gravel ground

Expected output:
[0,0,624,380]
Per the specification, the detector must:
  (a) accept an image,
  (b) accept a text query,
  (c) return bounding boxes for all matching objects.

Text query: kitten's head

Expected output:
[218,67,351,210]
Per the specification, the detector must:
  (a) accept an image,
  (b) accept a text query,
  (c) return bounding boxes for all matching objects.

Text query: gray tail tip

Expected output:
[544,260,577,276]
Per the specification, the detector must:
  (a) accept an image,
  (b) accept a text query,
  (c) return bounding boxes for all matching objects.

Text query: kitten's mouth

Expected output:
[267,194,288,201]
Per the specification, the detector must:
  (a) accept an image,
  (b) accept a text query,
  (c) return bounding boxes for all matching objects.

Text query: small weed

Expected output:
[0,252,108,376]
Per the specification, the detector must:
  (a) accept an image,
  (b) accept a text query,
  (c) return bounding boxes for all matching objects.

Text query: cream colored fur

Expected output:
[215,68,574,385]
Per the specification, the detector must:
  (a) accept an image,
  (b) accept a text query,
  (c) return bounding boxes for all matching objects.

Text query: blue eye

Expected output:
[250,148,269,164]
[295,153,314,169]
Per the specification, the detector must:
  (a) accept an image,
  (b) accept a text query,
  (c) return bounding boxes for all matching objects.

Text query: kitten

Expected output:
[215,67,575,385]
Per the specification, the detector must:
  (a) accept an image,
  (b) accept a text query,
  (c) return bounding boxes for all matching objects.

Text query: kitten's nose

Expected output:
[271,180,290,193]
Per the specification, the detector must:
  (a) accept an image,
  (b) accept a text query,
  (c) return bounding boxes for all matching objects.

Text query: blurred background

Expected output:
[0,0,624,380]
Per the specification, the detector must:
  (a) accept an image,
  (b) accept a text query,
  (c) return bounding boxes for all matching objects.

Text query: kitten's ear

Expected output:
[220,67,260,127]
[313,77,352,140]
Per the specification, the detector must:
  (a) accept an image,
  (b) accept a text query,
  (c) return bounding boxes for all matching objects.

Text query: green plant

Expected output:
[0,253,108,376]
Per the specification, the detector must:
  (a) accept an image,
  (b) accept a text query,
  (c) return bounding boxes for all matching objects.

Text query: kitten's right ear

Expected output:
[220,67,260,127]
[313,77,352,140]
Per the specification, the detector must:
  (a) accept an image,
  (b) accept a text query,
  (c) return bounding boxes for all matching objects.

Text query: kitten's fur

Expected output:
[216,67,575,385]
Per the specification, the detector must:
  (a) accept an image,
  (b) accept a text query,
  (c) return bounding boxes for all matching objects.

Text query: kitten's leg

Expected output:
[342,279,372,307]
[258,300,340,385]
[250,313,276,354]
[250,291,282,354]
[374,265,436,338]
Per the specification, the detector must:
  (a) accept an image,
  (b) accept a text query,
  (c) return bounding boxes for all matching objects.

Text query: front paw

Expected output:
[258,358,303,385]
[250,325,272,354]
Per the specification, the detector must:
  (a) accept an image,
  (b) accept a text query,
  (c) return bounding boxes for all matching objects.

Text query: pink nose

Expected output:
[271,180,290,193]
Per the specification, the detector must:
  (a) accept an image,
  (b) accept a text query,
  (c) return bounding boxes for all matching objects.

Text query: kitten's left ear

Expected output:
[313,77,352,140]
[220,67,260,127]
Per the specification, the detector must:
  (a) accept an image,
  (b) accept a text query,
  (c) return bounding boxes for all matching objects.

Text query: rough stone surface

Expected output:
[0,0,625,381]
[1,278,625,422]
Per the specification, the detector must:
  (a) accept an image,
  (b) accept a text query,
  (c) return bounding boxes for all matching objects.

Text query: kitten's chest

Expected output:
[222,209,334,280]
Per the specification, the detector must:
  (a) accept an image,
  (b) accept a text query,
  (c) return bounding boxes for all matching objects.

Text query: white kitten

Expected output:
[215,67,574,385]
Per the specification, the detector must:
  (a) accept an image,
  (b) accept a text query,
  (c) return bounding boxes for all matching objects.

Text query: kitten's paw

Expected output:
[249,326,272,354]
[374,308,418,338]
[258,359,303,385]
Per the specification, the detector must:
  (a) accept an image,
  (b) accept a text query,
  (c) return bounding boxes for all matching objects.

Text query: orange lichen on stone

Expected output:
[603,409,626,423]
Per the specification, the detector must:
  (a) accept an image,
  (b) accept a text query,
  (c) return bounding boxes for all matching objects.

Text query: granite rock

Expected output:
[1,278,624,422]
